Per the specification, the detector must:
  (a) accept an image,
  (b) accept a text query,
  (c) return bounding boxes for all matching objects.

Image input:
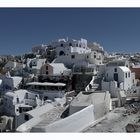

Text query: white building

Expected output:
[88,42,105,65]
[102,65,136,98]
[26,58,46,75]
[51,38,105,68]
[40,63,71,76]
[2,89,42,128]
[105,66,134,90]
[51,38,91,68]
[55,52,91,68]
[3,90,40,116]
[51,38,90,55]
[0,75,22,91]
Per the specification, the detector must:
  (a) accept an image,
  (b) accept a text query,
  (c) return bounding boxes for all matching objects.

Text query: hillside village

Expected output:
[1,38,140,132]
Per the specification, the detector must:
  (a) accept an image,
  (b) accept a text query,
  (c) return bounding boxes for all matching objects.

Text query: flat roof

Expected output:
[119,66,130,72]
[5,89,28,98]
[26,82,66,87]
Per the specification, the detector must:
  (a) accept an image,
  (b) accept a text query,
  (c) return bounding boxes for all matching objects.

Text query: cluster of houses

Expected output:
[0,38,140,132]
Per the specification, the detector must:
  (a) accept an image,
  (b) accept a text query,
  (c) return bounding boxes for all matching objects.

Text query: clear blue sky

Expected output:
[0,8,140,55]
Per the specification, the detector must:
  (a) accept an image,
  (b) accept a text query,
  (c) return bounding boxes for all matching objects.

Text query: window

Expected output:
[128,72,130,77]
[71,55,75,59]
[16,97,19,103]
[94,55,96,58]
[133,90,136,93]
[19,107,22,113]
[46,66,48,70]
[114,68,117,72]
[125,73,127,78]
[87,55,89,59]
[69,43,72,46]
[24,114,29,121]
[32,61,37,66]
[26,93,28,99]
[59,51,65,56]
[106,73,108,77]
[60,44,63,47]
[46,71,48,75]
[44,96,48,101]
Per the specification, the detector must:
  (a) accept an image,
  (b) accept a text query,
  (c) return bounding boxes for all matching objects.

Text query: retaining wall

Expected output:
[31,105,95,132]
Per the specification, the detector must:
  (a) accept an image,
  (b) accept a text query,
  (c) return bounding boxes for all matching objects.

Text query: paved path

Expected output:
[83,107,140,132]
[30,106,64,132]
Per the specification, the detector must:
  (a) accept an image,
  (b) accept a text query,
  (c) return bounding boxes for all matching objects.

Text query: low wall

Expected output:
[16,116,42,132]
[31,105,95,132]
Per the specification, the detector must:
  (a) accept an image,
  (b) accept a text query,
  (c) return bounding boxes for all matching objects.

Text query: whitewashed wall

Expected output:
[54,52,87,67]
[31,105,95,132]
[102,80,118,98]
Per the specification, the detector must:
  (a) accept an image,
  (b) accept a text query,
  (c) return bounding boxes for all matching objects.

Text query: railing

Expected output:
[85,76,96,91]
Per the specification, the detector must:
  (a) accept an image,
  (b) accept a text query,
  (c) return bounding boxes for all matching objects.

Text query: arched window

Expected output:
[59,51,65,56]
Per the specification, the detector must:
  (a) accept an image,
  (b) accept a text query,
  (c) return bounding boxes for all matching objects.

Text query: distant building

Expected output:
[88,42,105,65]
[4,61,24,73]
[52,38,91,68]
[32,44,48,54]
[106,59,130,67]
[51,38,90,55]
